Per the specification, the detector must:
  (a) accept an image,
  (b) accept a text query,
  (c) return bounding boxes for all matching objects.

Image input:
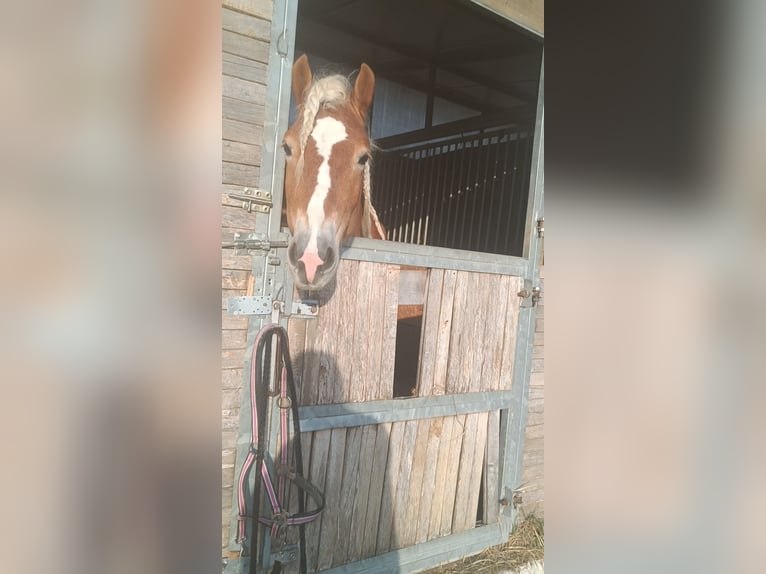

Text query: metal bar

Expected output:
[482,136,500,251]
[228,0,298,556]
[375,110,534,151]
[492,135,513,252]
[403,150,417,243]
[457,137,478,249]
[440,140,461,248]
[500,54,544,528]
[514,132,533,255]
[475,135,494,251]
[502,132,523,254]
[298,391,515,432]
[315,523,507,574]
[415,147,429,245]
[376,153,389,234]
[391,152,407,242]
[339,237,529,277]
[421,145,438,246]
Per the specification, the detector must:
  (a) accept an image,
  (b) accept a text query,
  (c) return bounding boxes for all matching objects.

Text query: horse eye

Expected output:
[282,142,292,156]
[358,153,369,165]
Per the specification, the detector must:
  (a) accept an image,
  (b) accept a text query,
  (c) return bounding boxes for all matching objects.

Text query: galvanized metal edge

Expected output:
[298,391,514,432]
[499,54,544,527]
[309,523,507,574]
[228,0,299,557]
[340,237,529,277]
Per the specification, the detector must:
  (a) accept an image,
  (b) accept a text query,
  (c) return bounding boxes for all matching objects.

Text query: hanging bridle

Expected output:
[237,323,324,574]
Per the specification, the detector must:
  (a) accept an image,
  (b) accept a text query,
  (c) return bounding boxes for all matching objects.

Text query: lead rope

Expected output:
[237,324,325,574]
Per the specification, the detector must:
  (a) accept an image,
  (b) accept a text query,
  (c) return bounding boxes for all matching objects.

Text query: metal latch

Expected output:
[227,295,272,316]
[291,299,319,318]
[536,217,544,238]
[227,187,272,213]
[517,281,541,308]
[222,232,289,255]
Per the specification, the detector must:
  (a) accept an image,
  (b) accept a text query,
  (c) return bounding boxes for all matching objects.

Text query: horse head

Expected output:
[282,55,385,291]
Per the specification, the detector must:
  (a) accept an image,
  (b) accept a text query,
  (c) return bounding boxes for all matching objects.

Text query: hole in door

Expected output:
[392,267,427,398]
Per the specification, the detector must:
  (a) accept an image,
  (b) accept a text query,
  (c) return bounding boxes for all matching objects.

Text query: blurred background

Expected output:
[0,0,764,573]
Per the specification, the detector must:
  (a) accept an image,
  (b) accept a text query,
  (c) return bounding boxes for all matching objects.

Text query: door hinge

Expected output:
[227,187,272,213]
[536,217,544,238]
[222,232,289,255]
[517,280,541,308]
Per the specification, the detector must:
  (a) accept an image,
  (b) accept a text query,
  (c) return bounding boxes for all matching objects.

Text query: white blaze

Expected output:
[305,116,347,252]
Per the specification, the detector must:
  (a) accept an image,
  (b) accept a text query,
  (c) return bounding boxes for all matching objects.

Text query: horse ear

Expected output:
[292,54,312,106]
[352,63,375,119]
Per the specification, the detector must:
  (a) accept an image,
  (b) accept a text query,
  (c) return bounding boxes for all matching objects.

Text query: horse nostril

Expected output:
[322,247,336,269]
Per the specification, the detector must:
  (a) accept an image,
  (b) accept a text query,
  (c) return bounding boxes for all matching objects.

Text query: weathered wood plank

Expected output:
[222,329,247,350]
[222,368,244,390]
[221,269,249,290]
[223,161,260,187]
[378,265,400,399]
[375,420,405,553]
[431,269,457,395]
[334,426,363,566]
[350,261,374,403]
[304,429,331,572]
[224,74,267,105]
[222,389,242,411]
[439,414,464,536]
[223,52,269,86]
[222,349,246,370]
[348,424,377,562]
[222,254,252,271]
[298,306,321,407]
[445,271,469,394]
[499,276,522,390]
[484,410,501,525]
[416,268,444,396]
[223,96,264,125]
[414,417,441,544]
[480,274,508,389]
[222,30,270,64]
[317,428,347,571]
[222,204,258,232]
[222,7,271,42]
[286,317,308,404]
[362,422,391,556]
[223,140,262,166]
[427,415,453,540]
[332,260,359,403]
[222,311,248,331]
[222,0,273,21]
[223,117,264,146]
[451,412,479,532]
[365,263,389,401]
[400,417,431,547]
[390,419,419,550]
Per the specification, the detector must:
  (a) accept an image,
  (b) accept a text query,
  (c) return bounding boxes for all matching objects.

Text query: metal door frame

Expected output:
[226,0,544,569]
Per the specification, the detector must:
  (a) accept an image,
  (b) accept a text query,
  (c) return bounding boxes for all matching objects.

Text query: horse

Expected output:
[282,55,386,291]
